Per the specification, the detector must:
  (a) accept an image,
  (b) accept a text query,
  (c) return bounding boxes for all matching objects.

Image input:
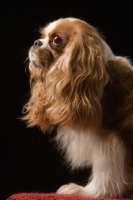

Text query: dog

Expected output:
[23,17,133,198]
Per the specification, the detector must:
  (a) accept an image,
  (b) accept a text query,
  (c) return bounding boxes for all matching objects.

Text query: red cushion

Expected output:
[6,193,132,200]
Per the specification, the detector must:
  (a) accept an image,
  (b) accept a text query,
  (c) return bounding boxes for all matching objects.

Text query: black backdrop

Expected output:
[1,1,133,199]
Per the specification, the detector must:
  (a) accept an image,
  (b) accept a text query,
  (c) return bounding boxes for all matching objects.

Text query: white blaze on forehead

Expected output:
[44,18,77,35]
[45,19,60,35]
[68,17,78,21]
[38,19,62,48]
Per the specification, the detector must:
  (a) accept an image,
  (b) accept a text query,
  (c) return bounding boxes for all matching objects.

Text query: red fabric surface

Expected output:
[6,193,132,200]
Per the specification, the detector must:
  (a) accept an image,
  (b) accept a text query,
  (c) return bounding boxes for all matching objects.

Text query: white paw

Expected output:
[57,183,85,196]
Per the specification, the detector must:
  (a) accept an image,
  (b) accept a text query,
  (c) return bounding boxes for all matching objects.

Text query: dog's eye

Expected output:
[53,35,62,45]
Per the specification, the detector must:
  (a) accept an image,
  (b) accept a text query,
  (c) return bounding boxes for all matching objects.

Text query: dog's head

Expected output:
[24,18,114,131]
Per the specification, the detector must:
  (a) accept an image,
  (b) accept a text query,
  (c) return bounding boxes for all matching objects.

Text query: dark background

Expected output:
[1,1,133,199]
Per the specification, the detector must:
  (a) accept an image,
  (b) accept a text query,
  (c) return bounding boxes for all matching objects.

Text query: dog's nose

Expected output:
[34,39,43,47]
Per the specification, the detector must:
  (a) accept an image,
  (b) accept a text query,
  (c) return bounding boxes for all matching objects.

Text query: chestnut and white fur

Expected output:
[23,18,133,198]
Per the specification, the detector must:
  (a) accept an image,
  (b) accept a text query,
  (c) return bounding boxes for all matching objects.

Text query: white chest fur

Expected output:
[55,126,96,169]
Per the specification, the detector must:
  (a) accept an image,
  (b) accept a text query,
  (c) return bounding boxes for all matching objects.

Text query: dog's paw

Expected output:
[57,183,85,195]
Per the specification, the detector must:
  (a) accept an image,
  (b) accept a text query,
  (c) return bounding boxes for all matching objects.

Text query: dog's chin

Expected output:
[29,53,48,69]
[29,49,55,69]
[30,60,44,69]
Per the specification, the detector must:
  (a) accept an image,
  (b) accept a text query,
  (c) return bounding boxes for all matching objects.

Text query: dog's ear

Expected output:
[44,31,109,130]
[22,63,53,131]
[22,27,109,131]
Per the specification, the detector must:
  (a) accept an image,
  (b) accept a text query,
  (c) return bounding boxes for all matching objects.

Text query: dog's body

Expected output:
[23,18,133,197]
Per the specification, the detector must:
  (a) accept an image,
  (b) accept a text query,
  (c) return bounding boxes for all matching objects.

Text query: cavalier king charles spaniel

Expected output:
[23,18,133,198]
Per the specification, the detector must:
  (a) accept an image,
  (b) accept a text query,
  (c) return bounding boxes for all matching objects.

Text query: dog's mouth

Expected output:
[29,47,55,69]
[29,51,42,68]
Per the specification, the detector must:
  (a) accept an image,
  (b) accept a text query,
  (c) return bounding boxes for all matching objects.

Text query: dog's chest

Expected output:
[55,127,95,169]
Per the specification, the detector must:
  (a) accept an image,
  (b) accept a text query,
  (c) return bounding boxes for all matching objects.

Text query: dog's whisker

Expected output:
[24,63,30,76]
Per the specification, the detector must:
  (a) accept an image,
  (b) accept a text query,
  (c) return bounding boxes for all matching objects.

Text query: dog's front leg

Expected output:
[57,133,127,198]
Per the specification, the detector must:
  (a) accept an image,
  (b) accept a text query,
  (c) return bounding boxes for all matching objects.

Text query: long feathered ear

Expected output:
[22,27,109,132]
[22,63,53,131]
[44,30,109,130]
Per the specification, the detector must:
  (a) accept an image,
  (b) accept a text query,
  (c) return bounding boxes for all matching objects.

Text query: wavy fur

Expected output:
[22,18,133,197]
